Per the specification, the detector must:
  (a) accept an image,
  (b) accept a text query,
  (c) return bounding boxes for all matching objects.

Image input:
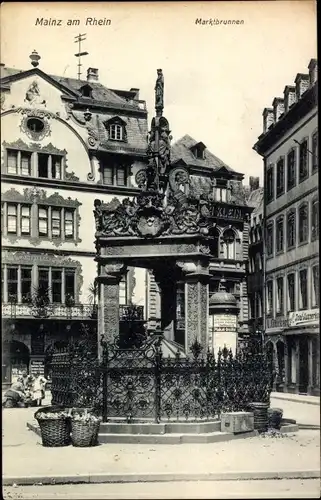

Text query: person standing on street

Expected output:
[33,372,48,406]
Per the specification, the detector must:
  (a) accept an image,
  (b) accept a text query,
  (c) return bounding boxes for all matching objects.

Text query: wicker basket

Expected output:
[71,409,101,447]
[35,407,71,447]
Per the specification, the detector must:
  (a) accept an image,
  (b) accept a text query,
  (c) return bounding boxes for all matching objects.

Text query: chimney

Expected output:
[283,85,296,113]
[249,176,260,192]
[308,59,318,86]
[130,88,140,100]
[272,97,285,122]
[263,108,274,133]
[295,73,310,100]
[87,68,99,82]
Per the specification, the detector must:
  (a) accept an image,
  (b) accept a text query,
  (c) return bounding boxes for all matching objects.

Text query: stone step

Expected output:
[99,420,221,435]
[98,430,257,444]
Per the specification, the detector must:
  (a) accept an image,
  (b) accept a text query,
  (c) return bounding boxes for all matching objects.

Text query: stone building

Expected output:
[247,177,264,338]
[254,58,319,395]
[1,52,148,384]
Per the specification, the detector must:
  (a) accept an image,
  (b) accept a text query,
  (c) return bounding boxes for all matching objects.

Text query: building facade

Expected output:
[1,52,148,384]
[254,58,319,395]
[247,177,264,339]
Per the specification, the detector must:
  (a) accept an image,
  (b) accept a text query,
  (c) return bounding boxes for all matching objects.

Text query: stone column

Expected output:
[154,266,178,342]
[307,337,314,395]
[97,262,127,359]
[177,260,210,352]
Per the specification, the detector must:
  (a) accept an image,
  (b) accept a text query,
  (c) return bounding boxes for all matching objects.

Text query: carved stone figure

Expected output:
[155,69,164,111]
[24,81,46,106]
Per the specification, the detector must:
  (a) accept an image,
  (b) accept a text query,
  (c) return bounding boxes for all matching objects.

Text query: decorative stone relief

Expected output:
[24,82,46,107]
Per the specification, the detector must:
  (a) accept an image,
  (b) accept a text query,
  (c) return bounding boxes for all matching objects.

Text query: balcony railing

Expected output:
[2,303,144,321]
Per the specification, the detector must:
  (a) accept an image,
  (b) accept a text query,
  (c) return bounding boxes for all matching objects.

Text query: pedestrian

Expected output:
[33,372,48,407]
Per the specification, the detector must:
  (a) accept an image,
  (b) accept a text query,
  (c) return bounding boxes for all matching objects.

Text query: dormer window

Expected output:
[190,141,206,160]
[79,84,93,98]
[105,117,127,142]
[110,123,123,141]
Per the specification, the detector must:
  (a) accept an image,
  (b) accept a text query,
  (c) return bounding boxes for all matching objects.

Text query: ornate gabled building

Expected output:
[145,134,254,342]
[1,52,148,385]
[254,58,319,395]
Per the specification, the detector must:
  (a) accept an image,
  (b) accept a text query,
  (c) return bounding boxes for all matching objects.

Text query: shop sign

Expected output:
[266,317,289,329]
[288,309,319,327]
[30,359,45,376]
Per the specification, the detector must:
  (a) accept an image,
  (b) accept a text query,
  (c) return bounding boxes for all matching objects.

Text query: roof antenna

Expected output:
[74,33,89,80]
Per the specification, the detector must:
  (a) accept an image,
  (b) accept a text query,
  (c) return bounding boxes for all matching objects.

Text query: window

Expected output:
[215,187,227,202]
[311,199,319,241]
[276,216,284,252]
[38,267,49,293]
[299,139,308,182]
[287,210,296,248]
[266,281,273,316]
[299,269,308,310]
[266,222,274,256]
[116,167,126,187]
[64,210,74,239]
[27,118,45,133]
[298,204,308,243]
[209,228,220,258]
[287,149,296,190]
[254,252,261,271]
[21,267,32,303]
[38,153,49,178]
[21,205,31,235]
[7,204,17,234]
[312,265,319,307]
[52,269,62,303]
[276,277,284,315]
[287,274,295,312]
[276,158,285,196]
[266,167,274,203]
[119,277,127,305]
[52,156,62,180]
[7,150,18,174]
[51,209,61,238]
[7,266,18,302]
[65,269,75,301]
[103,166,113,185]
[38,207,48,236]
[222,229,235,260]
[21,153,31,176]
[109,124,123,141]
[312,131,318,173]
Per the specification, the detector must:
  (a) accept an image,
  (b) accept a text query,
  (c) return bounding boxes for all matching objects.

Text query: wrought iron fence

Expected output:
[50,335,274,423]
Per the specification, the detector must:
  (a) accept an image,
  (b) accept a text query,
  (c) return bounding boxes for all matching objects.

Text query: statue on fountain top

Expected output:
[155,69,164,113]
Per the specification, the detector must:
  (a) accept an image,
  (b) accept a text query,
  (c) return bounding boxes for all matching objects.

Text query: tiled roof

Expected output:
[0,65,145,111]
[171,134,238,173]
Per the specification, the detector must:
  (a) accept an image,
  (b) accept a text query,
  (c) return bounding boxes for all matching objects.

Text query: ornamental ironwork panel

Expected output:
[50,335,274,423]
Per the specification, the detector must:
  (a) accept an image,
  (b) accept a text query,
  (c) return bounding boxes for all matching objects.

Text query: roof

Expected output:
[171,135,240,174]
[0,65,146,112]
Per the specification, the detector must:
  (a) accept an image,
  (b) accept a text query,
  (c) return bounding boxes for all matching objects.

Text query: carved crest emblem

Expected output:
[24,81,46,107]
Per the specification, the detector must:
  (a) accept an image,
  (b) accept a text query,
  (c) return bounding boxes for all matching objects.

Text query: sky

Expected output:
[1,1,317,183]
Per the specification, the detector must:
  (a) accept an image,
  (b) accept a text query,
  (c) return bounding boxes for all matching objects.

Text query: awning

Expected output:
[283,326,319,336]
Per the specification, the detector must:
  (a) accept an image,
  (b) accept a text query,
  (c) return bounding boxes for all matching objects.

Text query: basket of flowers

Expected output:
[70,408,102,447]
[35,407,71,447]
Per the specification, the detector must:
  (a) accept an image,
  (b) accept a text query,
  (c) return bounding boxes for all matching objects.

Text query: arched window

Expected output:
[311,199,319,241]
[222,228,235,260]
[298,204,309,243]
[287,210,296,248]
[209,227,220,258]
